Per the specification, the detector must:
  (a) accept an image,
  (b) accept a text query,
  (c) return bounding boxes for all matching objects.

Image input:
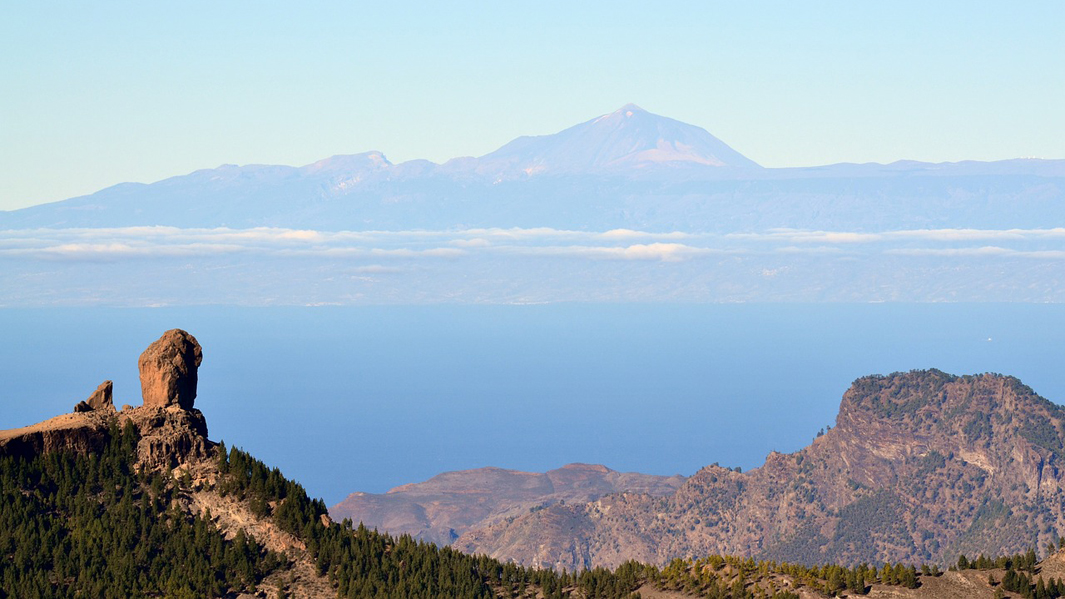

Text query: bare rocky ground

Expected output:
[457,371,1065,571]
[182,460,335,599]
[331,462,686,546]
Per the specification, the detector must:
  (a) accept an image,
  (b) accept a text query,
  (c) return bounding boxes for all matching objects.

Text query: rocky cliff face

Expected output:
[456,371,1065,570]
[0,329,336,598]
[138,329,203,410]
[0,329,211,469]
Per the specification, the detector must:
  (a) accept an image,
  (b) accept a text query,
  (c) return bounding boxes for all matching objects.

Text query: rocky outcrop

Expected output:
[457,371,1065,570]
[122,405,210,468]
[0,412,112,459]
[0,407,211,469]
[74,380,114,413]
[138,329,202,409]
[1,329,211,470]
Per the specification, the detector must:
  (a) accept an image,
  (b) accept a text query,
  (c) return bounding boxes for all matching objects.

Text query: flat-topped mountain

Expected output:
[453,370,1065,570]
[331,462,685,546]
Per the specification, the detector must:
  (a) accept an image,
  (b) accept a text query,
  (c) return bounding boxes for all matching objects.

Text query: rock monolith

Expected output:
[138,329,202,410]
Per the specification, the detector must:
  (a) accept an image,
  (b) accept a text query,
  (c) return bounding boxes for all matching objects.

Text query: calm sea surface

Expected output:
[2,304,1062,504]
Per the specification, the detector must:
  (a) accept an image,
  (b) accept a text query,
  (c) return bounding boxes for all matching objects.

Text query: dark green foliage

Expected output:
[832,490,913,564]
[766,521,832,564]
[853,369,953,419]
[654,554,929,599]
[219,445,502,598]
[0,422,282,598]
[1020,415,1065,460]
[916,450,948,477]
[950,547,1065,599]
[963,415,992,442]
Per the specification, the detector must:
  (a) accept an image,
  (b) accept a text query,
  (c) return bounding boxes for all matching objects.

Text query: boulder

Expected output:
[88,380,113,410]
[73,380,114,413]
[138,329,203,410]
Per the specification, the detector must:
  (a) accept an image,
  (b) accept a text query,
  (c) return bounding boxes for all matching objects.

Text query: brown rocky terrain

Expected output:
[0,329,329,598]
[139,328,203,410]
[74,379,113,412]
[331,462,685,546]
[0,329,211,468]
[456,370,1065,571]
[7,335,1065,599]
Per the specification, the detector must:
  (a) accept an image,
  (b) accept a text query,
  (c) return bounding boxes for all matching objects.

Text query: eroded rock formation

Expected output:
[138,329,203,409]
[74,380,114,413]
[1,329,211,469]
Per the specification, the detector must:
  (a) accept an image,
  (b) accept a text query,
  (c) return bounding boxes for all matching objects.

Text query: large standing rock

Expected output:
[138,329,203,410]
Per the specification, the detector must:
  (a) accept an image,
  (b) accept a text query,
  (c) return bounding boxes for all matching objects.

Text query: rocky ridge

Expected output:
[74,380,113,412]
[0,329,210,468]
[455,371,1065,571]
[331,462,686,546]
[6,339,1065,598]
[0,329,330,597]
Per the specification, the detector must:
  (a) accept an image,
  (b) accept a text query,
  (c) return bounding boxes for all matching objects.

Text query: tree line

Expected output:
[0,422,282,598]
[4,423,1064,599]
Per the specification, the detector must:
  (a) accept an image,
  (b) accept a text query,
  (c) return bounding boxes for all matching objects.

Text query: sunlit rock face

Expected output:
[138,329,203,410]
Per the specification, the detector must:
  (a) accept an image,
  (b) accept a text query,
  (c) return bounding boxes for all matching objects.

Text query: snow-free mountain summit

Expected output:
[2,103,1061,233]
[457,103,761,177]
[2,105,1064,305]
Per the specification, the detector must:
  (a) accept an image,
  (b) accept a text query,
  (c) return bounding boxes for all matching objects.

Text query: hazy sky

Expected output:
[2,1,1063,211]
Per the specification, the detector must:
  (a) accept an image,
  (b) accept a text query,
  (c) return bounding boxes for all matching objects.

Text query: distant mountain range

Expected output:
[338,370,1065,572]
[330,463,685,547]
[3,104,1063,233]
[2,105,1064,305]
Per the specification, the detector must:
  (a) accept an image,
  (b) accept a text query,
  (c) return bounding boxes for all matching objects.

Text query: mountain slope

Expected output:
[6,332,1065,599]
[2,105,1062,233]
[330,463,686,546]
[456,371,1065,571]
[0,328,692,598]
[460,104,760,177]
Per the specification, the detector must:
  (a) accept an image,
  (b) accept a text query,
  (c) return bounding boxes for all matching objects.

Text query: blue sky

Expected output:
[2,1,1063,211]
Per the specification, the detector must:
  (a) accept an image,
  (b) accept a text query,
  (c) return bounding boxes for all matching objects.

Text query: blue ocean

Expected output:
[2,304,1062,505]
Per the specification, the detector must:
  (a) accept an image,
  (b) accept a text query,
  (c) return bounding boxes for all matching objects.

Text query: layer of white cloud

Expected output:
[732,227,1065,244]
[888,247,1065,258]
[1,225,1062,263]
[504,242,717,262]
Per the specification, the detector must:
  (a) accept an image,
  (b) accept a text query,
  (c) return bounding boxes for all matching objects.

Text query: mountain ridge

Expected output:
[3,104,1063,234]
[6,334,1065,598]
[435,370,1065,570]
[330,462,686,547]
